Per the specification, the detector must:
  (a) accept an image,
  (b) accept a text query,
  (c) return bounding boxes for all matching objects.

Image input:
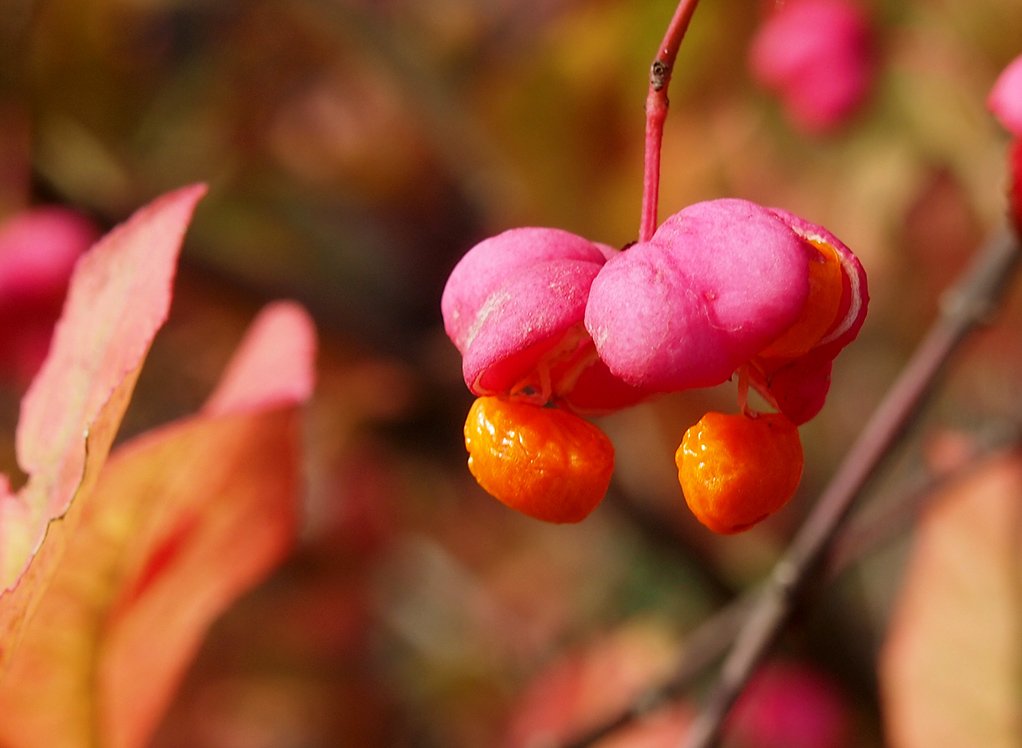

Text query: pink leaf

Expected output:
[203,300,316,414]
[0,184,206,665]
[879,450,1022,748]
[0,302,316,748]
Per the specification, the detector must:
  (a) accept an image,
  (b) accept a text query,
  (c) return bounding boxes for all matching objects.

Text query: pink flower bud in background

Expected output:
[0,207,98,385]
[988,53,1022,229]
[726,661,851,748]
[749,0,875,134]
[988,54,1022,137]
[1008,140,1022,230]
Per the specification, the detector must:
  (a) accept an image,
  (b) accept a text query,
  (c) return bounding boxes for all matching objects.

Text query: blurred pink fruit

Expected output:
[727,661,851,748]
[0,207,99,385]
[988,53,1022,228]
[749,0,875,134]
[988,54,1022,137]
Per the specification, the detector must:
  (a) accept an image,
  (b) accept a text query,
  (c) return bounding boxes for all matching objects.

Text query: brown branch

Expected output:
[828,419,1022,572]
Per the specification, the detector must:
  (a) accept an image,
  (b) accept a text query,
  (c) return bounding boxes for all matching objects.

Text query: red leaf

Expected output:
[0,302,316,748]
[879,449,1022,748]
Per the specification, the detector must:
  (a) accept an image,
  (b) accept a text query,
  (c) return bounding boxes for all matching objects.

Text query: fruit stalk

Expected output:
[639,0,702,242]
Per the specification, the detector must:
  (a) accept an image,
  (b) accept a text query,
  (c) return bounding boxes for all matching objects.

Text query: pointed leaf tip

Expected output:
[1,183,207,592]
[17,183,208,478]
[203,301,317,416]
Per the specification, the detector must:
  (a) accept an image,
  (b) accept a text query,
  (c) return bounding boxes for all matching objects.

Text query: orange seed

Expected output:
[676,411,804,534]
[759,238,844,359]
[464,396,614,523]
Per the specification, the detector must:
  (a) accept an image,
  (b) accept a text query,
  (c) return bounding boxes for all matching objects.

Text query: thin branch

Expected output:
[828,419,1022,572]
[682,226,1022,748]
[639,0,701,242]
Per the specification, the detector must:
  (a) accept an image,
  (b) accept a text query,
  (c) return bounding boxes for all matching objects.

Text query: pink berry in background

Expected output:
[727,661,851,748]
[0,206,99,385]
[1009,140,1022,230]
[988,53,1022,229]
[988,54,1022,137]
[749,0,875,134]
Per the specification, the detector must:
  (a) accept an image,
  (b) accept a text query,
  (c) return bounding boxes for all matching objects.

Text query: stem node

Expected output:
[651,60,671,91]
[638,0,701,243]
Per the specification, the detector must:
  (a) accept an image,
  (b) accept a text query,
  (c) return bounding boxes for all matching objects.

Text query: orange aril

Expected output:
[464,396,614,523]
[676,411,803,534]
[759,239,844,359]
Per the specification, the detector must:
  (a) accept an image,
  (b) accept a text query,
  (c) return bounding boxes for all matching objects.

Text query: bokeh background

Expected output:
[2,0,1022,745]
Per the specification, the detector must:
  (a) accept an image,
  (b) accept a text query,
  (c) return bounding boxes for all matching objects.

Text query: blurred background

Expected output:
[2,0,1022,745]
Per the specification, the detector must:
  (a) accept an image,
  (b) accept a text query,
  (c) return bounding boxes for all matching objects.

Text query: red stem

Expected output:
[639,0,702,242]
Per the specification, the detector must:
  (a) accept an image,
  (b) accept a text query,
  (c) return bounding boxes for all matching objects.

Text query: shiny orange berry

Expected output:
[676,411,804,534]
[464,396,614,523]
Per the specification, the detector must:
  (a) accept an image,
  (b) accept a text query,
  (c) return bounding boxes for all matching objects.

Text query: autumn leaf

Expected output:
[0,301,316,748]
[0,182,317,747]
[0,184,207,667]
[879,448,1022,748]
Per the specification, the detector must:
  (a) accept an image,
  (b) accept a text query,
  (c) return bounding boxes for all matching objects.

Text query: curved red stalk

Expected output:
[639,0,702,242]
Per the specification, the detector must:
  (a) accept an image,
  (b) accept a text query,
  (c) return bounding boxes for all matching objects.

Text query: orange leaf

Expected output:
[879,449,1022,748]
[0,184,206,666]
[0,301,316,748]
